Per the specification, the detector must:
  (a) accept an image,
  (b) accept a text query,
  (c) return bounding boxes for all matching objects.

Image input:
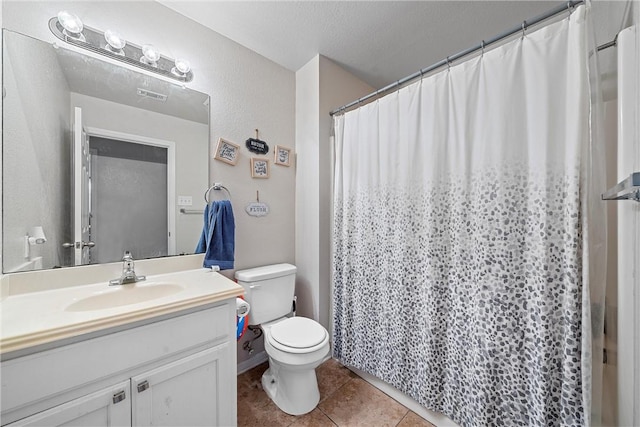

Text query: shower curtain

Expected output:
[333,5,606,426]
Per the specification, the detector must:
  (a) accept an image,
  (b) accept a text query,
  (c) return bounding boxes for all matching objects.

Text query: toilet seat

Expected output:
[267,317,329,354]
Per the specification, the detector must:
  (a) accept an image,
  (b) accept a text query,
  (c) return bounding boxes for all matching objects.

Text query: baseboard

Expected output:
[237,351,268,375]
[349,366,460,427]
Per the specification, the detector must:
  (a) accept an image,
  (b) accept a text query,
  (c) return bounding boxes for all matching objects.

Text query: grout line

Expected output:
[395,409,412,427]
[316,377,357,426]
[317,404,339,426]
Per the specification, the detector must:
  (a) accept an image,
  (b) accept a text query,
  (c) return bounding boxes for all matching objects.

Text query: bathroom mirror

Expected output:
[2,29,210,273]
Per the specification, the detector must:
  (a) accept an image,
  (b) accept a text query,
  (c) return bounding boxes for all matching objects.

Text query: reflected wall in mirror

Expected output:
[2,29,210,273]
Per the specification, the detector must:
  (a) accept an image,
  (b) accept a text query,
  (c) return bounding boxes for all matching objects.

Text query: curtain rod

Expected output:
[330,0,589,117]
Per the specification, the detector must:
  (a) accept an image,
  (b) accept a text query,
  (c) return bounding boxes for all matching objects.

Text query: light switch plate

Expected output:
[178,196,193,206]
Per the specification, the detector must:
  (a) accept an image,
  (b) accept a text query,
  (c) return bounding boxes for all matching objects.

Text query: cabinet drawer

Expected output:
[1,303,233,420]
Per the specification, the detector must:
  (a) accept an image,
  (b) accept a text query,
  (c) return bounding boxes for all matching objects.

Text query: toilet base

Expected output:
[261,360,321,416]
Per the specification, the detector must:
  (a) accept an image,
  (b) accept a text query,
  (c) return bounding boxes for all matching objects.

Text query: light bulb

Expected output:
[171,58,191,76]
[104,29,126,53]
[57,11,83,36]
[141,44,160,67]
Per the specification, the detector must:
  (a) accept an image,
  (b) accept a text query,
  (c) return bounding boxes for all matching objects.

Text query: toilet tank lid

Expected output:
[234,263,297,282]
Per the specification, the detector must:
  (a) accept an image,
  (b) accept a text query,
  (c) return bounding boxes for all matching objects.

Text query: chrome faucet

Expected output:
[109,251,146,286]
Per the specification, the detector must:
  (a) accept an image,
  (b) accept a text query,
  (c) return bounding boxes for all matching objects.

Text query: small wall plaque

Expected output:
[245,202,269,217]
[246,138,268,154]
[246,129,269,154]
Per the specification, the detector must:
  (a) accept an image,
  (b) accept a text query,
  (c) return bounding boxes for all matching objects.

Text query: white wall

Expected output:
[294,56,320,323]
[295,55,373,329]
[1,0,295,367]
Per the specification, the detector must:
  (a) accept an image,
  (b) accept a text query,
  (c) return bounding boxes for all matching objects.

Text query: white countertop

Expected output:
[0,268,244,355]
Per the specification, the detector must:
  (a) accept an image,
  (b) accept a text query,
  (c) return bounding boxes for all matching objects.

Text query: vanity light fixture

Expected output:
[49,12,194,83]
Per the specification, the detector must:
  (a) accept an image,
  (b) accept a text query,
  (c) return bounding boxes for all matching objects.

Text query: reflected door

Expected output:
[72,107,93,265]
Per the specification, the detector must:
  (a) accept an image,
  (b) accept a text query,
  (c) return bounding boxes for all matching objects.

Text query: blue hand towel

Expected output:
[195,200,235,270]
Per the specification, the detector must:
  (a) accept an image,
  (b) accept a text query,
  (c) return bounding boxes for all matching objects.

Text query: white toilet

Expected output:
[235,263,330,416]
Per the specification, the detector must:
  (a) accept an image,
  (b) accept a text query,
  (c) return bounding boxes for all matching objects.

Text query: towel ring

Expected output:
[204,183,232,203]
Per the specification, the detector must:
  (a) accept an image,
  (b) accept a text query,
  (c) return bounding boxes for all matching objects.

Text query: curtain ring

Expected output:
[481,40,485,56]
[446,56,451,71]
[566,1,574,21]
[521,21,527,39]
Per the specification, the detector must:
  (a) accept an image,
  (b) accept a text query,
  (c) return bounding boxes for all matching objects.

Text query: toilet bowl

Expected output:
[260,316,330,415]
[235,264,331,415]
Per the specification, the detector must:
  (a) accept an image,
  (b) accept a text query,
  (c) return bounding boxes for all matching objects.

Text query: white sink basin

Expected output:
[65,282,184,312]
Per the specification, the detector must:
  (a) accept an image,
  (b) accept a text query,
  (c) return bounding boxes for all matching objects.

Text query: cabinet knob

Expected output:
[112,390,126,404]
[137,380,150,393]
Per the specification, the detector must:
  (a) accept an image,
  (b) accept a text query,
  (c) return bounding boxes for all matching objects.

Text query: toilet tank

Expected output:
[235,263,297,325]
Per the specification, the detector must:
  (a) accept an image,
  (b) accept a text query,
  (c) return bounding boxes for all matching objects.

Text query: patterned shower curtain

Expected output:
[333,6,605,426]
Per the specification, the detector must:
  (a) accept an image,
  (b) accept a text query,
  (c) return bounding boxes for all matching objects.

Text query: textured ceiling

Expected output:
[157,1,561,89]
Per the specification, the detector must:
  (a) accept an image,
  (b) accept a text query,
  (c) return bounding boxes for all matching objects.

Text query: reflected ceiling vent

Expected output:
[137,88,167,102]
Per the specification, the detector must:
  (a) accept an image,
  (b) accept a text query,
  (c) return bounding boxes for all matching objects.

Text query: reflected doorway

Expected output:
[83,127,176,264]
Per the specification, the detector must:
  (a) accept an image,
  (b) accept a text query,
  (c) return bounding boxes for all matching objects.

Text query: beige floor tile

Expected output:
[397,411,437,427]
[237,399,297,427]
[237,362,272,410]
[316,358,358,402]
[238,359,446,427]
[289,408,337,427]
[318,377,408,427]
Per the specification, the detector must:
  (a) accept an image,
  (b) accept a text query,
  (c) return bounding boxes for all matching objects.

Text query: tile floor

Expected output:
[237,358,436,427]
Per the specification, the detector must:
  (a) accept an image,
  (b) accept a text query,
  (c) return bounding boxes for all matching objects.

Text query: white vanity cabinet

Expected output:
[1,301,237,427]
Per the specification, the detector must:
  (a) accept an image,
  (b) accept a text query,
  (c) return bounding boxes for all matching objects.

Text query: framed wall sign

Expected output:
[274,145,292,166]
[214,138,240,165]
[250,158,270,179]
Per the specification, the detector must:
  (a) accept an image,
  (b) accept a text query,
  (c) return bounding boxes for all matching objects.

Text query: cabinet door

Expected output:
[6,381,131,427]
[131,343,234,427]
